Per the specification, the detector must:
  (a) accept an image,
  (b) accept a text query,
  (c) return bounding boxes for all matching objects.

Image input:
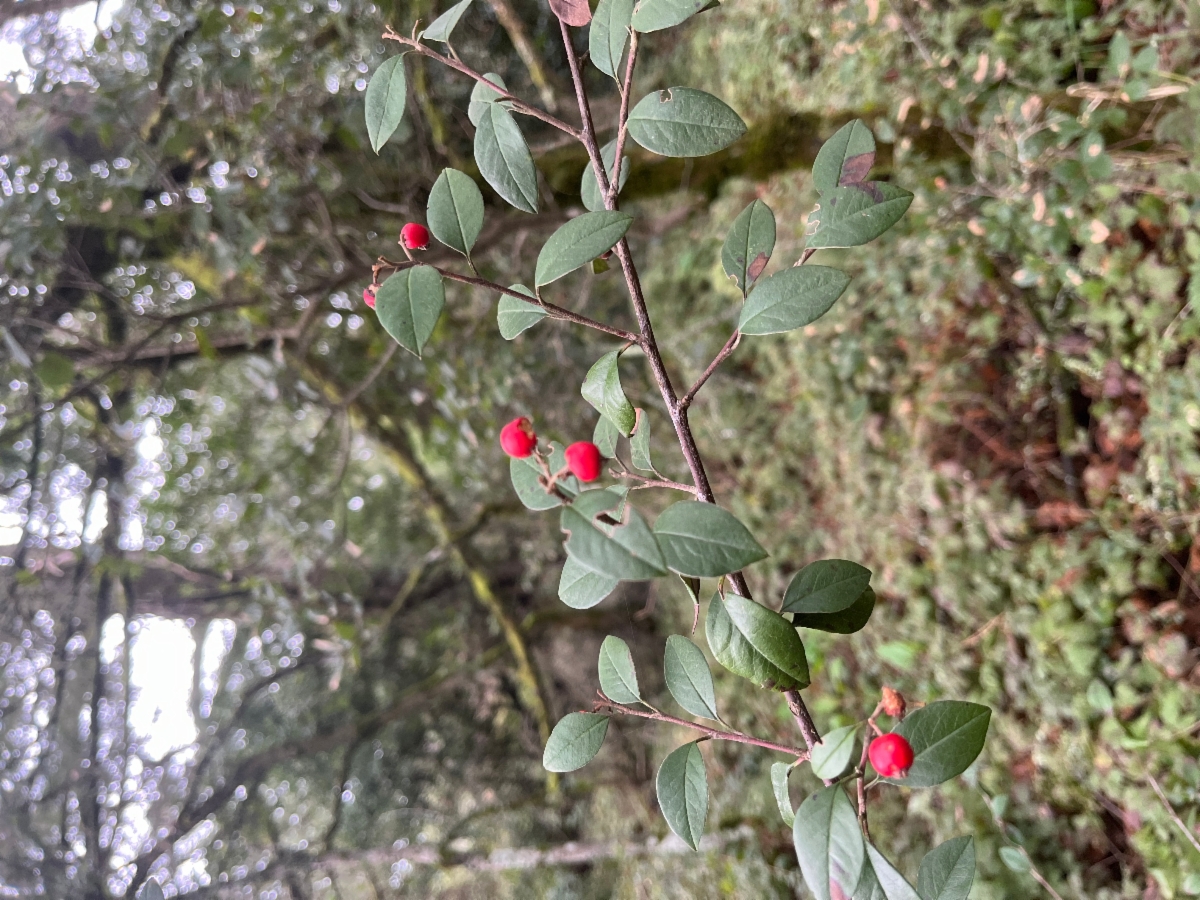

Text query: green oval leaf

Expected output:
[705,593,810,691]
[561,491,668,580]
[475,103,539,214]
[375,265,444,356]
[663,635,719,720]
[917,836,975,900]
[630,408,653,471]
[581,140,632,212]
[365,55,408,153]
[428,168,484,256]
[631,0,709,33]
[656,742,708,850]
[36,351,75,389]
[722,199,776,295]
[589,0,635,77]
[737,265,851,336]
[805,183,913,250]
[770,762,795,827]
[510,441,578,510]
[890,701,992,788]
[809,724,857,781]
[468,73,507,126]
[793,786,865,900]
[864,844,921,900]
[536,211,633,286]
[423,0,473,41]
[559,554,619,609]
[998,846,1030,874]
[792,587,876,635]
[598,635,641,704]
[543,712,609,772]
[581,350,636,436]
[782,559,872,615]
[497,284,546,340]
[627,88,747,158]
[653,500,767,577]
[812,119,876,192]
[593,413,620,458]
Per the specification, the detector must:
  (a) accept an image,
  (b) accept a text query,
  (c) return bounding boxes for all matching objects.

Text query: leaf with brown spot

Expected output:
[549,0,591,26]
[838,151,875,186]
[747,252,769,283]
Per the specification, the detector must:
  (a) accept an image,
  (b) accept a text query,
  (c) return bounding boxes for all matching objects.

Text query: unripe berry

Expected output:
[868,733,914,778]
[401,222,431,250]
[363,287,376,309]
[564,441,603,482]
[499,417,537,458]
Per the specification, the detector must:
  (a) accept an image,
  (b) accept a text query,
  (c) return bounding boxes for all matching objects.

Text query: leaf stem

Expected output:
[375,257,640,343]
[556,20,827,757]
[594,693,809,760]
[612,470,698,494]
[382,28,581,139]
[679,330,740,410]
[605,29,639,207]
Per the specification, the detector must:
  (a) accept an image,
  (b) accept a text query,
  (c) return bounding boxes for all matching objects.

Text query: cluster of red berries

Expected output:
[499,417,603,483]
[363,223,433,310]
[867,732,914,778]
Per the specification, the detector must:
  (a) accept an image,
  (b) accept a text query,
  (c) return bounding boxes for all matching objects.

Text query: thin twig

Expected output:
[376,257,641,343]
[1147,773,1200,856]
[605,29,639,207]
[556,18,828,753]
[595,694,809,759]
[382,28,580,138]
[680,331,740,410]
[612,471,698,494]
[983,793,1067,900]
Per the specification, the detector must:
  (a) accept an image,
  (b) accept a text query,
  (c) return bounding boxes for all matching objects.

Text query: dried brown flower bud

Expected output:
[881,686,907,720]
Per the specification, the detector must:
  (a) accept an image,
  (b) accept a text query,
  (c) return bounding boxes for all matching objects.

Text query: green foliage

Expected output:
[561,490,668,579]
[581,140,632,211]
[737,265,851,335]
[558,554,619,608]
[706,593,810,691]
[365,54,408,152]
[890,702,991,788]
[652,500,767,577]
[656,742,709,850]
[496,284,546,339]
[589,0,636,78]
[544,713,611,771]
[627,88,748,158]
[598,635,642,703]
[722,199,776,295]
[782,559,872,614]
[770,762,796,827]
[581,350,637,435]
[535,212,633,286]
[663,635,720,720]
[808,724,857,780]
[474,103,539,213]
[917,837,976,900]
[793,786,864,900]
[422,0,473,42]
[427,168,485,256]
[374,265,445,356]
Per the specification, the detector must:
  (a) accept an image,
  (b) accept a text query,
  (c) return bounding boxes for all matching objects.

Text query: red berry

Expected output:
[564,441,603,482]
[499,417,537,458]
[868,733,914,778]
[363,287,376,309]
[401,222,430,250]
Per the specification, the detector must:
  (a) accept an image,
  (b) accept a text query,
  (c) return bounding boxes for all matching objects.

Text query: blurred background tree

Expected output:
[1,0,1199,897]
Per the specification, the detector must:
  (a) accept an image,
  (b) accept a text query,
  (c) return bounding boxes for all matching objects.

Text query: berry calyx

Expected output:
[499,417,537,458]
[401,222,431,250]
[363,287,376,309]
[564,441,603,482]
[868,732,914,778]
